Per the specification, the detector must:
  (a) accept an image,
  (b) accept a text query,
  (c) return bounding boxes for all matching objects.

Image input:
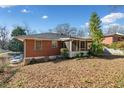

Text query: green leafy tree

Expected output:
[89,12,104,55]
[8,26,26,52]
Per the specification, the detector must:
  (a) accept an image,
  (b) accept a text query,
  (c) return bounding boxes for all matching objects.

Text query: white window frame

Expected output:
[34,40,42,50]
[52,40,58,48]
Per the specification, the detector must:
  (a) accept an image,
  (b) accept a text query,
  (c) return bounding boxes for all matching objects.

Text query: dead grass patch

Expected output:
[6,56,124,88]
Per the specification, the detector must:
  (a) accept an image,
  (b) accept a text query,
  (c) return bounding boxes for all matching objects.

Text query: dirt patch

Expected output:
[6,57,124,88]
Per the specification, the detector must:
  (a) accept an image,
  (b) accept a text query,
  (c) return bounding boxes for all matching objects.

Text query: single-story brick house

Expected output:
[15,33,92,64]
[102,32,124,45]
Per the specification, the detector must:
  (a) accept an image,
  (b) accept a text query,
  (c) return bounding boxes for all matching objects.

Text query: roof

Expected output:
[104,32,124,37]
[15,32,92,41]
[29,33,70,39]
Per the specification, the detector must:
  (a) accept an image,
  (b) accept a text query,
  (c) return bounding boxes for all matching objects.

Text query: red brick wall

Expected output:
[102,35,124,45]
[25,39,62,57]
[113,36,124,42]
[102,36,113,45]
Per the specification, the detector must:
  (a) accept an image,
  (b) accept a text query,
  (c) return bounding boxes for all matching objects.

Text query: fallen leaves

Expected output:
[6,57,124,88]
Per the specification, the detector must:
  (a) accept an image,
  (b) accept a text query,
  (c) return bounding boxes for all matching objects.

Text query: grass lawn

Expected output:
[5,56,124,88]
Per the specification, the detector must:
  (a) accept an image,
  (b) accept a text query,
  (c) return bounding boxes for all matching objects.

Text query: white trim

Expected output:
[24,56,45,59]
[16,37,92,42]
[59,38,70,41]
[24,55,61,60]
[116,32,124,36]
[16,37,62,42]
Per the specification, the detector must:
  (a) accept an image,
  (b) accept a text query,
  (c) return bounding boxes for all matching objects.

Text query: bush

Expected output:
[87,49,92,57]
[110,43,117,49]
[90,43,103,56]
[116,42,124,50]
[60,48,69,59]
[30,58,37,64]
[108,42,124,50]
[76,52,84,58]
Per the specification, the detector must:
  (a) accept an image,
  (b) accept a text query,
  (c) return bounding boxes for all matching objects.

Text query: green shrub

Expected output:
[30,58,37,64]
[110,42,117,49]
[108,42,124,50]
[116,42,124,50]
[90,42,103,56]
[87,50,92,57]
[60,48,69,59]
[76,52,84,58]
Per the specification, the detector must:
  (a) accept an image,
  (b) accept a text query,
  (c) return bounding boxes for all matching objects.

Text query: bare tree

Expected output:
[53,23,77,37]
[0,26,9,49]
[106,24,124,34]
[76,29,85,37]
[23,22,35,35]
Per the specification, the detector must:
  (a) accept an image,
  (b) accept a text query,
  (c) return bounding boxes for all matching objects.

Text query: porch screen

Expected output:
[65,41,70,50]
[81,41,85,48]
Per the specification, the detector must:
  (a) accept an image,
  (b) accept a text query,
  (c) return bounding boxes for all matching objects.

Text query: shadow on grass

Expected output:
[26,54,124,66]
[29,59,51,65]
[0,68,19,88]
[52,58,73,63]
[28,57,74,65]
[95,55,124,60]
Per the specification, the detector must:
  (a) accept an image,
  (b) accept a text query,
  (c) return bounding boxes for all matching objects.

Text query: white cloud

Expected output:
[80,22,89,28]
[0,5,15,8]
[101,12,124,24]
[85,22,89,27]
[21,9,30,13]
[42,15,48,19]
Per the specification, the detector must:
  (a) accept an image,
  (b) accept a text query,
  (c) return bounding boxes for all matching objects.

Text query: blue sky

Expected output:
[0,5,124,34]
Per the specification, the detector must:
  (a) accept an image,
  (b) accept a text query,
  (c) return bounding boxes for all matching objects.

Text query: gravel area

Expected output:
[6,57,124,88]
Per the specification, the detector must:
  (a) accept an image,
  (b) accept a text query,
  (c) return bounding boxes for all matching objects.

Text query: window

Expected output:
[118,37,121,41]
[62,42,66,48]
[52,40,58,48]
[35,40,42,50]
[81,41,85,48]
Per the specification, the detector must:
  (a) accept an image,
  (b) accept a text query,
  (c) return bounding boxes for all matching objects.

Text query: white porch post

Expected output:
[69,40,72,52]
[76,40,78,51]
[79,41,81,51]
[85,41,87,50]
[69,40,72,58]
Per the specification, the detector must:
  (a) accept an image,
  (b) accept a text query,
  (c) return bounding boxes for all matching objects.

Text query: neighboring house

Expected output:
[102,32,124,45]
[15,33,92,64]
